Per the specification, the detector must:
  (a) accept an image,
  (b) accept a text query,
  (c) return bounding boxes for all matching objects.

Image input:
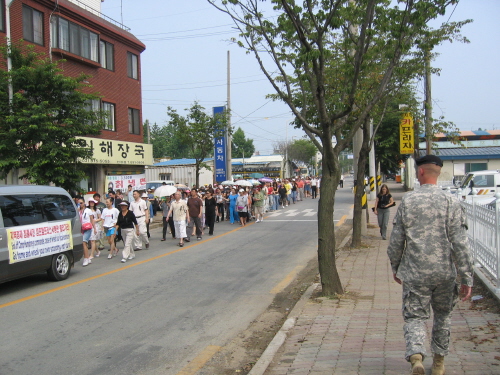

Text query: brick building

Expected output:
[0,0,152,194]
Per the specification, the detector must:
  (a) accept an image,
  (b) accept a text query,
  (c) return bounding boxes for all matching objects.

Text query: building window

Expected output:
[127,52,138,79]
[100,40,114,71]
[23,5,44,45]
[50,16,98,62]
[102,102,115,131]
[0,0,5,32]
[159,173,172,181]
[465,162,487,173]
[85,99,100,125]
[128,108,140,135]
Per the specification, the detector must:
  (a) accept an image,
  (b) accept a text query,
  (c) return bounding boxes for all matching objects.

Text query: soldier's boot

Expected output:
[431,354,445,375]
[410,354,425,375]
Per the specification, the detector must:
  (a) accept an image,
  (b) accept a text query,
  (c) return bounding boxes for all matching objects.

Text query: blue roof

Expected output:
[231,161,269,165]
[471,130,491,136]
[419,147,500,160]
[153,158,212,166]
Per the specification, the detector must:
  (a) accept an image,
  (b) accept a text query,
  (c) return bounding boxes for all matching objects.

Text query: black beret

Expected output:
[416,155,443,167]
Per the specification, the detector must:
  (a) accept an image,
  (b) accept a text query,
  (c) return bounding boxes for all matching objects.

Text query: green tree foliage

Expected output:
[209,0,470,296]
[144,120,191,159]
[231,127,255,158]
[288,139,317,167]
[166,102,230,187]
[0,43,104,191]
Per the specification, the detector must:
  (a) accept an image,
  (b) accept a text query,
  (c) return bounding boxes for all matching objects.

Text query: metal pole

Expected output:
[369,119,376,200]
[226,51,232,181]
[424,49,432,155]
[285,122,288,178]
[6,0,15,112]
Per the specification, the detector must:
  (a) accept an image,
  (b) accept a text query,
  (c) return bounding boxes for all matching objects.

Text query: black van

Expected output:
[0,186,83,283]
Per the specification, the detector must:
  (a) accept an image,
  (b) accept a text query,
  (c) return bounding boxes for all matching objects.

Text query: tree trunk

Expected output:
[317,140,343,296]
[195,161,200,188]
[351,120,371,247]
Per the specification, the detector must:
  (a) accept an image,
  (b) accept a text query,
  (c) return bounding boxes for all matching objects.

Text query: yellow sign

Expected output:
[400,113,414,154]
[79,137,153,165]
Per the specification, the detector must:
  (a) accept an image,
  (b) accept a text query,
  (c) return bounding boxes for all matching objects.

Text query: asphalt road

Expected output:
[0,182,354,375]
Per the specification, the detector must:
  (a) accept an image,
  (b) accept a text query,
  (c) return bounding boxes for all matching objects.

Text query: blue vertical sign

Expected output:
[213,106,227,182]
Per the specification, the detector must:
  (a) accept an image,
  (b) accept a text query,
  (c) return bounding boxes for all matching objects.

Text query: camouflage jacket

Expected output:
[387,184,473,286]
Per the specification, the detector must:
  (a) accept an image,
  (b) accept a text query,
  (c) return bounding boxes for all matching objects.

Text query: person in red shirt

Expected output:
[296,178,305,201]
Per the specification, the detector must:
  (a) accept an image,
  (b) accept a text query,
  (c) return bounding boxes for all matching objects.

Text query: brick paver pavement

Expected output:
[265,182,500,375]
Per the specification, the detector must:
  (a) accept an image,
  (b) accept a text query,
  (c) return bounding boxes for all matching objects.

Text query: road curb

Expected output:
[248,282,320,375]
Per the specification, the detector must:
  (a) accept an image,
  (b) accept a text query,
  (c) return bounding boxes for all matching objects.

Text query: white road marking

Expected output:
[302,209,316,217]
[266,220,318,222]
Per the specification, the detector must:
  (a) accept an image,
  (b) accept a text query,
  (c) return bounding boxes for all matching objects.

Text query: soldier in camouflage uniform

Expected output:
[387,155,473,375]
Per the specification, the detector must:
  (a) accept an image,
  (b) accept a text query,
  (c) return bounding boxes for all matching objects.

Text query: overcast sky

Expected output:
[101,0,499,155]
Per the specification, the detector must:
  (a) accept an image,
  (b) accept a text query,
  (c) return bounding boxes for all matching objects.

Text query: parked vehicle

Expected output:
[146,180,175,192]
[0,186,83,284]
[457,170,500,198]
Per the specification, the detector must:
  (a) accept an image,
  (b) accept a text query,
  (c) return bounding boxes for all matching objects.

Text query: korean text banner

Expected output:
[8,221,73,264]
[400,113,414,154]
[106,174,146,192]
[79,137,153,165]
[213,106,227,182]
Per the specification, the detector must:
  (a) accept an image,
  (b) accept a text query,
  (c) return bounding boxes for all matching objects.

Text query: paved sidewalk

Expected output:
[263,181,500,375]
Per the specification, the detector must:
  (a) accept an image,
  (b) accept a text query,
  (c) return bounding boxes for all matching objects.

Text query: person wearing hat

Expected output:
[236,188,249,226]
[130,190,150,250]
[387,155,472,375]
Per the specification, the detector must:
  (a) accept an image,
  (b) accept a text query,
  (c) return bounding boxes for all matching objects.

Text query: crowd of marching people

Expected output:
[75,176,321,266]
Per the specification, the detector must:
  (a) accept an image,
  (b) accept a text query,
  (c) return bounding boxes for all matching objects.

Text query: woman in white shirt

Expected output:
[101,198,120,258]
[78,198,95,267]
[236,189,249,227]
[88,200,103,259]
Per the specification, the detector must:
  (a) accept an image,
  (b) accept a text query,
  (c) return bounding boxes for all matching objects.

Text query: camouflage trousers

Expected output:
[402,280,459,361]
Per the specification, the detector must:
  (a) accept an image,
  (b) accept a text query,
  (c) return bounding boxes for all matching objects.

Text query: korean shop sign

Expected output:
[79,137,153,165]
[399,113,414,154]
[213,106,227,182]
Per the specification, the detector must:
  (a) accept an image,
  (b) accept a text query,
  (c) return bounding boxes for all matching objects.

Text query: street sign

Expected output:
[213,106,227,182]
[400,113,414,154]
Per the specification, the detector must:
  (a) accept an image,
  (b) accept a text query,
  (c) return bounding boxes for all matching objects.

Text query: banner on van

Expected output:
[106,174,146,193]
[7,221,73,264]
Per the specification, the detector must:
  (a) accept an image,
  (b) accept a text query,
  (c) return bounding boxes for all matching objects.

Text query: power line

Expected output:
[142,78,268,92]
[135,24,233,37]
[142,73,265,88]
[446,1,459,23]
[140,30,235,42]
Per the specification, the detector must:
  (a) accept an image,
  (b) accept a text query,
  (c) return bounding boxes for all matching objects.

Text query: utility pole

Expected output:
[226,51,233,180]
[369,119,376,200]
[284,122,288,178]
[424,49,432,155]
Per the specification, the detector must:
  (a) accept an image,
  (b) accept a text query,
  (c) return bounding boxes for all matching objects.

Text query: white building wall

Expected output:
[441,159,500,184]
[145,166,214,188]
[67,0,102,14]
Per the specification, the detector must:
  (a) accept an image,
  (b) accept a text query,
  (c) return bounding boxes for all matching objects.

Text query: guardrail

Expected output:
[460,192,500,293]
[413,182,500,293]
[70,0,131,31]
